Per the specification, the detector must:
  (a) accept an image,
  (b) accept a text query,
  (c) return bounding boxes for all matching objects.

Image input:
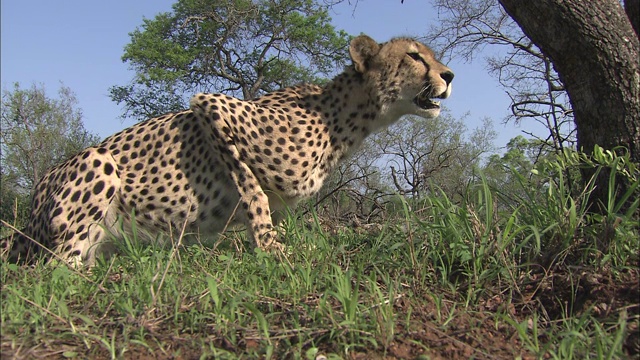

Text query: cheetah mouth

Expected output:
[414,96,441,110]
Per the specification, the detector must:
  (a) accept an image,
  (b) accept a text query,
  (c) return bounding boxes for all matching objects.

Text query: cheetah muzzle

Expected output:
[3,34,453,266]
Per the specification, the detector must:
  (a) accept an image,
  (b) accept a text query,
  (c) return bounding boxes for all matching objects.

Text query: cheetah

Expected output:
[2,34,453,265]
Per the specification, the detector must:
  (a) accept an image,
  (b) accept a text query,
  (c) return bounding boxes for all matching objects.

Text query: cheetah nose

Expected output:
[440,71,454,85]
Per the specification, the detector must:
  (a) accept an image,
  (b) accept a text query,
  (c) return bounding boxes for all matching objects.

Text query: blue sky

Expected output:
[1,1,545,149]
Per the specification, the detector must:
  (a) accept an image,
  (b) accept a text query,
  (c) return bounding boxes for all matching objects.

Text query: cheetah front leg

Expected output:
[214,146,282,251]
[239,188,282,251]
[222,158,283,251]
[190,95,282,252]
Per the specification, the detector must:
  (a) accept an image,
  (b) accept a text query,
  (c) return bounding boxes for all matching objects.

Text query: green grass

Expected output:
[2,154,639,359]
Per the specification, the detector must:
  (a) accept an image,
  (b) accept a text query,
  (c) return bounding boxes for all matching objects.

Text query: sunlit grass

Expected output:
[2,152,638,359]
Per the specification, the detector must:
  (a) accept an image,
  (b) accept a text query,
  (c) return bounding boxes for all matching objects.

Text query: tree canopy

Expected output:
[1,83,100,227]
[1,83,100,194]
[110,0,351,121]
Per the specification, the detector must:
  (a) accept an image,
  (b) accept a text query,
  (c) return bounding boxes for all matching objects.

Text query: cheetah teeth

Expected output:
[414,96,441,109]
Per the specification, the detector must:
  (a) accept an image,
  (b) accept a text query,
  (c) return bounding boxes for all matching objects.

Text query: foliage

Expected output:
[0,83,100,230]
[110,0,351,121]
[481,135,552,206]
[0,188,30,235]
[369,113,495,199]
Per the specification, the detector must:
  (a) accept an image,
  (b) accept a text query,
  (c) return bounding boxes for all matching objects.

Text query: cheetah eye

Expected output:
[407,52,421,61]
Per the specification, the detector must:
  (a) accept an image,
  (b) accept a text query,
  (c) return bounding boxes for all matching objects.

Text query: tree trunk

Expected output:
[498,0,640,213]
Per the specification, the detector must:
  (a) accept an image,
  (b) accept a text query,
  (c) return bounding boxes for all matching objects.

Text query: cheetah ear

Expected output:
[349,35,380,73]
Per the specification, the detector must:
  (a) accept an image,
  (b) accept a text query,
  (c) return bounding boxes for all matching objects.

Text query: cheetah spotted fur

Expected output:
[3,35,453,265]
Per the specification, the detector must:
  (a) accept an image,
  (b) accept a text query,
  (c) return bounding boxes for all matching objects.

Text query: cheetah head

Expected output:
[350,35,453,122]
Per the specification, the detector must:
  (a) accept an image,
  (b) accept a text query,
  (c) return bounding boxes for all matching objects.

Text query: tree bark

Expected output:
[498,0,640,213]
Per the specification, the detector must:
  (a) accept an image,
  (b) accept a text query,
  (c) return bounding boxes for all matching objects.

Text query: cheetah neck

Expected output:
[312,67,388,165]
[246,67,399,199]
